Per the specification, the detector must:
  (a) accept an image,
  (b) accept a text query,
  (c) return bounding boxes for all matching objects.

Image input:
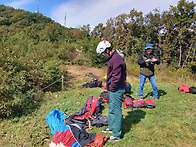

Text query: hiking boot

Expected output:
[140,96,143,100]
[108,136,121,142]
[102,128,112,133]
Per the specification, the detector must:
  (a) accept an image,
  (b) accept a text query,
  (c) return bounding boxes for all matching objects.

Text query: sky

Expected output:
[1,0,184,29]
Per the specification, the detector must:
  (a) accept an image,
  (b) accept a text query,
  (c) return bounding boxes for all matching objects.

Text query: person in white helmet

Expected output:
[96,40,126,142]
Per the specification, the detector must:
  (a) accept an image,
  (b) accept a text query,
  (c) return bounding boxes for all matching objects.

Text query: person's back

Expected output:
[106,50,126,92]
[96,40,126,142]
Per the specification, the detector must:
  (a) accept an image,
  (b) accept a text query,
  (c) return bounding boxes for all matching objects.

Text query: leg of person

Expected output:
[108,88,125,139]
[138,74,146,100]
[149,75,159,100]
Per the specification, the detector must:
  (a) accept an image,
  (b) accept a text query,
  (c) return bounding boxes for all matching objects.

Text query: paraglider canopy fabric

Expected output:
[45,109,69,136]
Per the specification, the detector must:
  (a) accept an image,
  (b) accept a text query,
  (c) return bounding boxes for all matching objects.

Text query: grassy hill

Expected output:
[0,3,195,146]
[0,4,96,118]
[0,65,195,147]
[1,3,195,119]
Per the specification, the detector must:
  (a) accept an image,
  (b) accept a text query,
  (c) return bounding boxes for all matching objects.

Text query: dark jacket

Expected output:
[138,52,160,76]
[106,50,126,92]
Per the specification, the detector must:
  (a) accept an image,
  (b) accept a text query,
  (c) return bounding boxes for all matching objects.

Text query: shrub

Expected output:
[0,49,65,118]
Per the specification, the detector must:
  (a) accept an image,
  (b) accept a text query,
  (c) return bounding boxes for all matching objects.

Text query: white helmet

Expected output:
[96,40,111,54]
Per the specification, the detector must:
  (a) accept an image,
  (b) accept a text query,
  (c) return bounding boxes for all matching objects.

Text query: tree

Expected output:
[91,23,104,39]
[113,13,129,50]
[144,8,161,44]
[103,17,115,41]
[160,0,196,67]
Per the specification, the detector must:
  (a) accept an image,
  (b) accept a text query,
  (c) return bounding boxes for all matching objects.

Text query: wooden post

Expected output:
[62,75,64,90]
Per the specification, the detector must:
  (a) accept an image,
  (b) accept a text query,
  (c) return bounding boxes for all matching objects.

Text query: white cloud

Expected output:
[2,0,185,29]
[7,0,34,9]
[50,0,180,29]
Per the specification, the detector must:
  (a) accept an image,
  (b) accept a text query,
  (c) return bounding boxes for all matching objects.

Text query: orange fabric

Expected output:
[86,134,107,147]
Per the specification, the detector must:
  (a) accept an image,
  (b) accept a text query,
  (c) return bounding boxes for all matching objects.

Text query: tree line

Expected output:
[88,0,195,69]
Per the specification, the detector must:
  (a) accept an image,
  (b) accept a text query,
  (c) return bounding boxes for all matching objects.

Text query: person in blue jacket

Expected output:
[137,44,160,101]
[96,40,126,142]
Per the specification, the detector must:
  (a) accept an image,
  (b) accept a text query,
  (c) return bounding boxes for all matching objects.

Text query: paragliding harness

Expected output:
[178,84,196,94]
[125,81,131,93]
[189,86,196,94]
[81,78,102,88]
[178,85,190,93]
[66,96,108,130]
[122,95,155,110]
[99,82,131,104]
[99,91,110,104]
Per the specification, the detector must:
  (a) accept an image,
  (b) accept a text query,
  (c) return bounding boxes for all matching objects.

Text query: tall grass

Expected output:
[0,82,195,147]
[126,61,195,86]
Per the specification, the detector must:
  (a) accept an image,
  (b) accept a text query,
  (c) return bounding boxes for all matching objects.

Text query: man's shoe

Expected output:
[154,98,160,102]
[140,96,143,100]
[108,136,121,142]
[102,128,112,133]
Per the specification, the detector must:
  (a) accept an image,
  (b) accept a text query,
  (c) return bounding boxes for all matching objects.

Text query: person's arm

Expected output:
[151,55,160,65]
[110,63,122,92]
[137,53,145,65]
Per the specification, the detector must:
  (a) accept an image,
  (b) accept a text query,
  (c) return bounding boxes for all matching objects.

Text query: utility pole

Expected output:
[36,3,39,13]
[64,11,66,27]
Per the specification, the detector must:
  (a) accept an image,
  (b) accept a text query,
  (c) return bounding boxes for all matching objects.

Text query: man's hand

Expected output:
[145,59,151,63]
[151,58,157,62]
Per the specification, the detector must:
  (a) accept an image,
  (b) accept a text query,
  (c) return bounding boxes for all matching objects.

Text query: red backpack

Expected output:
[66,96,101,129]
[122,95,155,109]
[178,85,190,93]
[82,96,101,118]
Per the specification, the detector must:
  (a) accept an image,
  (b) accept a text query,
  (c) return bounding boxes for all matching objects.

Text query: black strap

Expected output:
[89,96,92,108]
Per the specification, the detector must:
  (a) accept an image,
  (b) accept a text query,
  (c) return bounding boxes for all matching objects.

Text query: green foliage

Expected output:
[90,53,107,67]
[126,56,140,77]
[71,57,87,65]
[0,5,72,118]
[187,61,196,73]
[0,46,65,117]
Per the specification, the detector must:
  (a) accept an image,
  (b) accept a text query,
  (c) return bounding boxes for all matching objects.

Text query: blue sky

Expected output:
[1,0,183,29]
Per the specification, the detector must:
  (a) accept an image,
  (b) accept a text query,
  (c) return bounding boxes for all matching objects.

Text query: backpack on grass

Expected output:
[66,96,101,129]
[99,91,110,104]
[125,81,131,93]
[82,78,102,88]
[178,84,190,93]
[91,115,108,127]
[122,95,155,109]
[99,82,131,104]
[189,86,196,94]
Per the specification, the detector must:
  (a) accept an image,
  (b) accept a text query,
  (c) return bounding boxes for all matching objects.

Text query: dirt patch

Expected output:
[66,65,106,79]
[65,65,107,87]
[65,65,139,88]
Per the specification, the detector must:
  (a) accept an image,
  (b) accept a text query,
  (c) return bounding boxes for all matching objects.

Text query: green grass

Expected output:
[0,83,196,147]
